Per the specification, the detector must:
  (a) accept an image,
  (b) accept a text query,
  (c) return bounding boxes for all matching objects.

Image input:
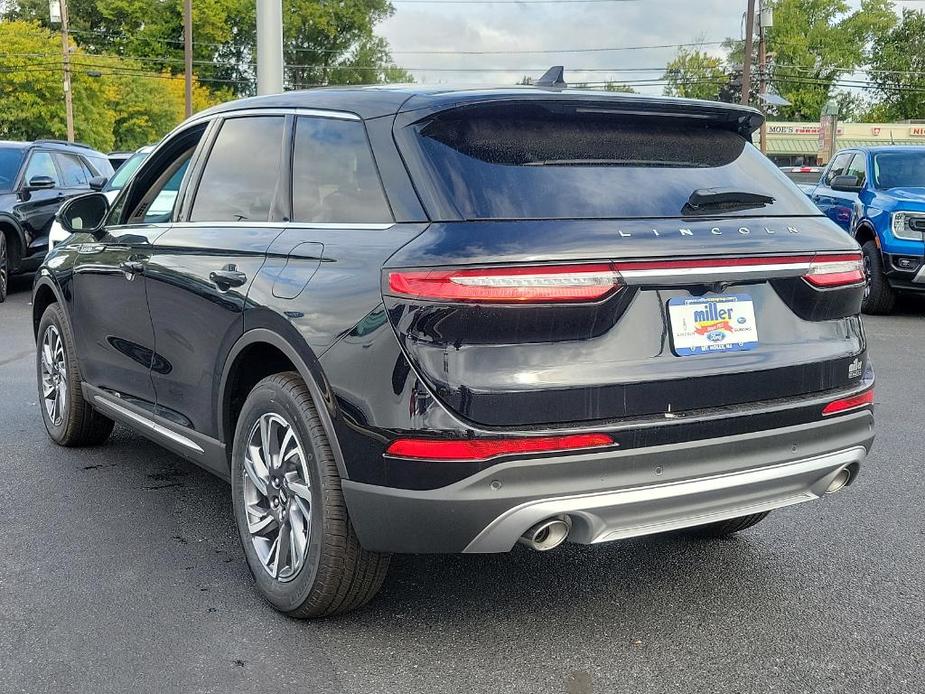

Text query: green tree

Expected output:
[602,82,637,93]
[867,9,925,121]
[759,0,895,119]
[3,0,411,94]
[661,46,727,101]
[0,20,113,149]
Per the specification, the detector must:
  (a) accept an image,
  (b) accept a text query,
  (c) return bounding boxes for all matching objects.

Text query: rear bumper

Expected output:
[342,409,874,553]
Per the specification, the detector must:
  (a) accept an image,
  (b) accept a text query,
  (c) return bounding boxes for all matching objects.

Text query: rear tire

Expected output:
[36,304,114,446]
[685,512,770,538]
[861,240,895,315]
[231,372,389,618]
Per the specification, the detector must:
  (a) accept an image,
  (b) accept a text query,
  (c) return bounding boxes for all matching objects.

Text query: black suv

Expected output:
[0,139,113,301]
[34,87,875,617]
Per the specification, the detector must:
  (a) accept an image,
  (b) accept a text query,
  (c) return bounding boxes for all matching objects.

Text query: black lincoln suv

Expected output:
[0,139,113,301]
[34,86,875,617]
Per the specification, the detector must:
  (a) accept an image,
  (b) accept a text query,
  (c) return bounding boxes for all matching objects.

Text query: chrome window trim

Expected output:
[169,221,394,231]
[185,107,361,129]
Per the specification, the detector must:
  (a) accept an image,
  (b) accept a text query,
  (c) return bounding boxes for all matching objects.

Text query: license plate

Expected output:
[668,294,759,356]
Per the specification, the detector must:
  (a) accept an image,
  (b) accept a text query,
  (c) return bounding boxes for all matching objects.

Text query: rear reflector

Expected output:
[804,254,865,288]
[822,389,874,416]
[385,433,615,461]
[387,264,621,303]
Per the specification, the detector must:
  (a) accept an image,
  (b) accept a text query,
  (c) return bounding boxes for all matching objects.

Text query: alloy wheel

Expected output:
[863,254,872,300]
[0,234,7,301]
[242,412,313,582]
[40,325,68,426]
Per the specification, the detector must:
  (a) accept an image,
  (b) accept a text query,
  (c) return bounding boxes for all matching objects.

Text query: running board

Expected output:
[83,383,229,481]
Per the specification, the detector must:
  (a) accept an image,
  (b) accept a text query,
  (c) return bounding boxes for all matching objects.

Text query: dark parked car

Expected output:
[0,139,113,301]
[803,146,925,314]
[34,86,875,617]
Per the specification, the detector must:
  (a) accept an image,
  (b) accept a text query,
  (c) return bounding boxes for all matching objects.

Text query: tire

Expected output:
[861,240,896,315]
[685,512,770,538]
[36,303,114,446]
[231,372,389,618]
[0,232,8,303]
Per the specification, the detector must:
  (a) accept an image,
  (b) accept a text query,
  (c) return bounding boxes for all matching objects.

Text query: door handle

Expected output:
[210,267,247,291]
[119,260,145,276]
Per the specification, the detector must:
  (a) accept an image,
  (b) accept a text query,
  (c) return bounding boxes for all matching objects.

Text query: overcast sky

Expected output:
[378,0,923,93]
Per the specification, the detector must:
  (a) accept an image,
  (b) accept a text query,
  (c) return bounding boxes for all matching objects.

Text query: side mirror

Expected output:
[88,175,108,192]
[26,175,56,191]
[56,192,110,234]
[830,175,862,193]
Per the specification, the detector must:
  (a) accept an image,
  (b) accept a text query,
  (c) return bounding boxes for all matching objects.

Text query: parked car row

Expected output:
[0,139,114,302]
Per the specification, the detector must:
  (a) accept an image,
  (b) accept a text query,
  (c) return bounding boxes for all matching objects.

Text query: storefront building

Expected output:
[758,122,925,166]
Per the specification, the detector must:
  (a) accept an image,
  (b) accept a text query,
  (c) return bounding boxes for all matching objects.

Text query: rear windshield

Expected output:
[411,105,820,219]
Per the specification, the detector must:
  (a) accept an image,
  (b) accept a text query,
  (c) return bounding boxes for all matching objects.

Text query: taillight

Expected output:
[385,433,615,461]
[822,389,874,416]
[804,253,865,288]
[387,264,621,303]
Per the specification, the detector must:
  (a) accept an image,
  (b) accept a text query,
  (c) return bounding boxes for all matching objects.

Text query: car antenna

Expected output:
[535,66,567,88]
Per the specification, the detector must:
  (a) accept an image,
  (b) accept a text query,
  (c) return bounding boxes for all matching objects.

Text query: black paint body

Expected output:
[34,87,870,510]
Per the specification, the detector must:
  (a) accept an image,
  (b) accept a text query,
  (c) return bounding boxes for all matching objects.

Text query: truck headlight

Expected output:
[891,212,925,241]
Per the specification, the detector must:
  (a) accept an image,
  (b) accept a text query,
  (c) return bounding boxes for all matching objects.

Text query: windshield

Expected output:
[873,151,925,189]
[0,147,25,192]
[105,150,148,191]
[410,104,820,220]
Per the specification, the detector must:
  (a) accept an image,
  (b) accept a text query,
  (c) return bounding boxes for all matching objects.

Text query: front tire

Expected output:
[861,240,896,315]
[231,372,389,618]
[36,304,114,446]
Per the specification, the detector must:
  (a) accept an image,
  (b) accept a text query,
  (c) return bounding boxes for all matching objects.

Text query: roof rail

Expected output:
[33,138,94,150]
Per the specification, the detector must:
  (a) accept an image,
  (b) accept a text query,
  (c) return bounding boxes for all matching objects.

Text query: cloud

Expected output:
[379,0,744,93]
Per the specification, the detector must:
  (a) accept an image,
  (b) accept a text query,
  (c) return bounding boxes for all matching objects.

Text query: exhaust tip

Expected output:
[518,516,571,551]
[825,467,852,494]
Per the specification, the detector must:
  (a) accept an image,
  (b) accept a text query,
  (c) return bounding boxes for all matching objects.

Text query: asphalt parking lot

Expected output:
[0,274,923,694]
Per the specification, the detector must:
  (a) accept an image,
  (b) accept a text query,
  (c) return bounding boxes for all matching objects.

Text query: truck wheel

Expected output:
[861,241,896,315]
[231,372,390,618]
[37,304,114,446]
[685,512,770,538]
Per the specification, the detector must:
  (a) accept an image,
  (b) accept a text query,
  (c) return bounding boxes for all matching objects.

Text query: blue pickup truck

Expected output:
[804,146,925,314]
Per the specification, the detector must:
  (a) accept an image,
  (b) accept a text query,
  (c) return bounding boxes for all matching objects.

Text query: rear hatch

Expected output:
[384,98,866,428]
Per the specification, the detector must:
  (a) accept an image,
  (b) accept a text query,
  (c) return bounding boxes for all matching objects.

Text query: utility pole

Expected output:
[256,0,284,95]
[758,0,768,153]
[740,0,756,106]
[183,0,193,118]
[58,0,75,141]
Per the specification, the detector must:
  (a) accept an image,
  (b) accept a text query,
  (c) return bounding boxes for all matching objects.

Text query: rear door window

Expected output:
[408,103,819,220]
[54,153,90,187]
[190,116,285,223]
[291,116,391,223]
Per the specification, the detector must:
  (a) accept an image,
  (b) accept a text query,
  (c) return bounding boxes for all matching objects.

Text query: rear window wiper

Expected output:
[682,187,775,215]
